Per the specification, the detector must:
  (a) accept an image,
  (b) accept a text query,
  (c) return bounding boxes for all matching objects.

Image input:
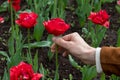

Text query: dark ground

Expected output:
[0,0,120,80]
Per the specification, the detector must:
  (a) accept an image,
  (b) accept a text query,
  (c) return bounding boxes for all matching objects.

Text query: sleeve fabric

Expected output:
[95,47,103,73]
[100,47,120,76]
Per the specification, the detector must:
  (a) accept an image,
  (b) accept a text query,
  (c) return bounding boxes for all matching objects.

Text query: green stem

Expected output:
[55,46,58,69]
[54,46,59,80]
[34,0,37,12]
[53,0,57,17]
[91,0,94,7]
[28,29,31,54]
[27,29,32,64]
[10,1,14,33]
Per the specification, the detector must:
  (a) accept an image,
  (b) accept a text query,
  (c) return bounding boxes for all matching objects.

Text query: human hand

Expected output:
[51,32,96,65]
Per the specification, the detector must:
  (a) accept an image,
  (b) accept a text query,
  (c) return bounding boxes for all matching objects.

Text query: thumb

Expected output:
[52,37,69,49]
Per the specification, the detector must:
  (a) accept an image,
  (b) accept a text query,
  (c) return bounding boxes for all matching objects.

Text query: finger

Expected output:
[51,43,65,53]
[51,43,56,53]
[62,51,69,57]
[52,37,69,49]
[62,32,80,41]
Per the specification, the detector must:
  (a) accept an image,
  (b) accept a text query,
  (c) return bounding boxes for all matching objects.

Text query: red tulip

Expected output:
[15,12,38,28]
[8,0,21,11]
[10,62,43,80]
[43,18,70,36]
[0,17,4,23]
[117,0,120,5]
[88,10,110,28]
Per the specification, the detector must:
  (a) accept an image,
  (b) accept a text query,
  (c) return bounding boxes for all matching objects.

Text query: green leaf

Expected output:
[110,74,120,80]
[116,28,120,47]
[7,52,22,69]
[47,49,54,61]
[2,68,9,80]
[26,51,33,65]
[33,52,38,72]
[81,65,97,80]
[69,74,73,80]
[33,15,45,41]
[39,63,49,80]
[0,51,10,61]
[0,1,8,12]
[68,55,82,70]
[8,36,15,56]
[23,41,51,48]
[0,51,8,58]
[116,5,120,15]
[47,34,54,61]
[100,73,105,80]
[101,0,115,3]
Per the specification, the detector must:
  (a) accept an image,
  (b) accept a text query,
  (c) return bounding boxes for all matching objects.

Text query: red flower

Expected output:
[15,12,38,28]
[117,0,120,5]
[8,0,21,11]
[0,17,4,23]
[10,62,43,80]
[88,10,110,28]
[43,18,70,36]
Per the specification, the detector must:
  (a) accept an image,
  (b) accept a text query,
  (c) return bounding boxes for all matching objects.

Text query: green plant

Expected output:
[69,55,97,80]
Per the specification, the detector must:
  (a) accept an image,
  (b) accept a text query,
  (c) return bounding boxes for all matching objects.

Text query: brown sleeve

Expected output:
[100,47,120,76]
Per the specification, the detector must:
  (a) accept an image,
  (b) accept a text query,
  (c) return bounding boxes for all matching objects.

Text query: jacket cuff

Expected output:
[96,47,103,73]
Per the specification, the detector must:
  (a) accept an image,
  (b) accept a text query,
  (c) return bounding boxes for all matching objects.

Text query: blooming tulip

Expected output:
[15,12,38,28]
[0,17,4,23]
[8,0,21,11]
[88,10,110,28]
[10,62,43,80]
[43,18,70,36]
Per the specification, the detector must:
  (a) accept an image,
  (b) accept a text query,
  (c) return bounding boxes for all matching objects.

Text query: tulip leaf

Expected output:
[0,1,8,12]
[0,51,10,61]
[100,73,106,80]
[23,41,51,48]
[116,5,120,14]
[2,68,9,80]
[33,52,38,72]
[116,28,120,47]
[68,55,82,70]
[81,65,97,80]
[7,51,22,69]
[33,15,44,41]
[0,51,8,58]
[101,0,115,3]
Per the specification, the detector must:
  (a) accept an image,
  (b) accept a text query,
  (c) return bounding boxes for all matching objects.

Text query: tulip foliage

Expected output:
[0,0,120,80]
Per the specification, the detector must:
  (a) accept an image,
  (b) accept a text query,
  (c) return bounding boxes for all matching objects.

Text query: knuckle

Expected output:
[73,32,79,36]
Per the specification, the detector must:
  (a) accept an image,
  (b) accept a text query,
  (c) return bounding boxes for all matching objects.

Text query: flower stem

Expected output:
[54,46,59,80]
[55,46,58,69]
[28,29,30,53]
[10,1,14,33]
[53,0,57,17]
[27,29,32,64]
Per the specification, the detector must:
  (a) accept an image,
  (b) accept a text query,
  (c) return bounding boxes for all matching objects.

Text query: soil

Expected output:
[0,0,120,80]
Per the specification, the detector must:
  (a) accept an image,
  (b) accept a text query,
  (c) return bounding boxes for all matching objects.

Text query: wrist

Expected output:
[81,47,96,65]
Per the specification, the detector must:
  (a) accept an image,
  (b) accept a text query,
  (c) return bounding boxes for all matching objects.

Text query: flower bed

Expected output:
[0,0,120,80]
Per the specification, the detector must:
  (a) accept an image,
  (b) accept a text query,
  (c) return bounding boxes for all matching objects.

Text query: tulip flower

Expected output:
[8,0,21,11]
[15,12,38,28]
[117,0,120,5]
[10,62,43,80]
[88,10,110,28]
[0,17,4,23]
[43,18,70,36]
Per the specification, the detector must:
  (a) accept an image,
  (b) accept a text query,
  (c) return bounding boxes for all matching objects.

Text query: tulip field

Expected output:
[0,0,120,80]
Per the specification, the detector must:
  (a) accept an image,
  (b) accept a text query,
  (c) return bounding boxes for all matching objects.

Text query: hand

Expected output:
[51,32,96,65]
